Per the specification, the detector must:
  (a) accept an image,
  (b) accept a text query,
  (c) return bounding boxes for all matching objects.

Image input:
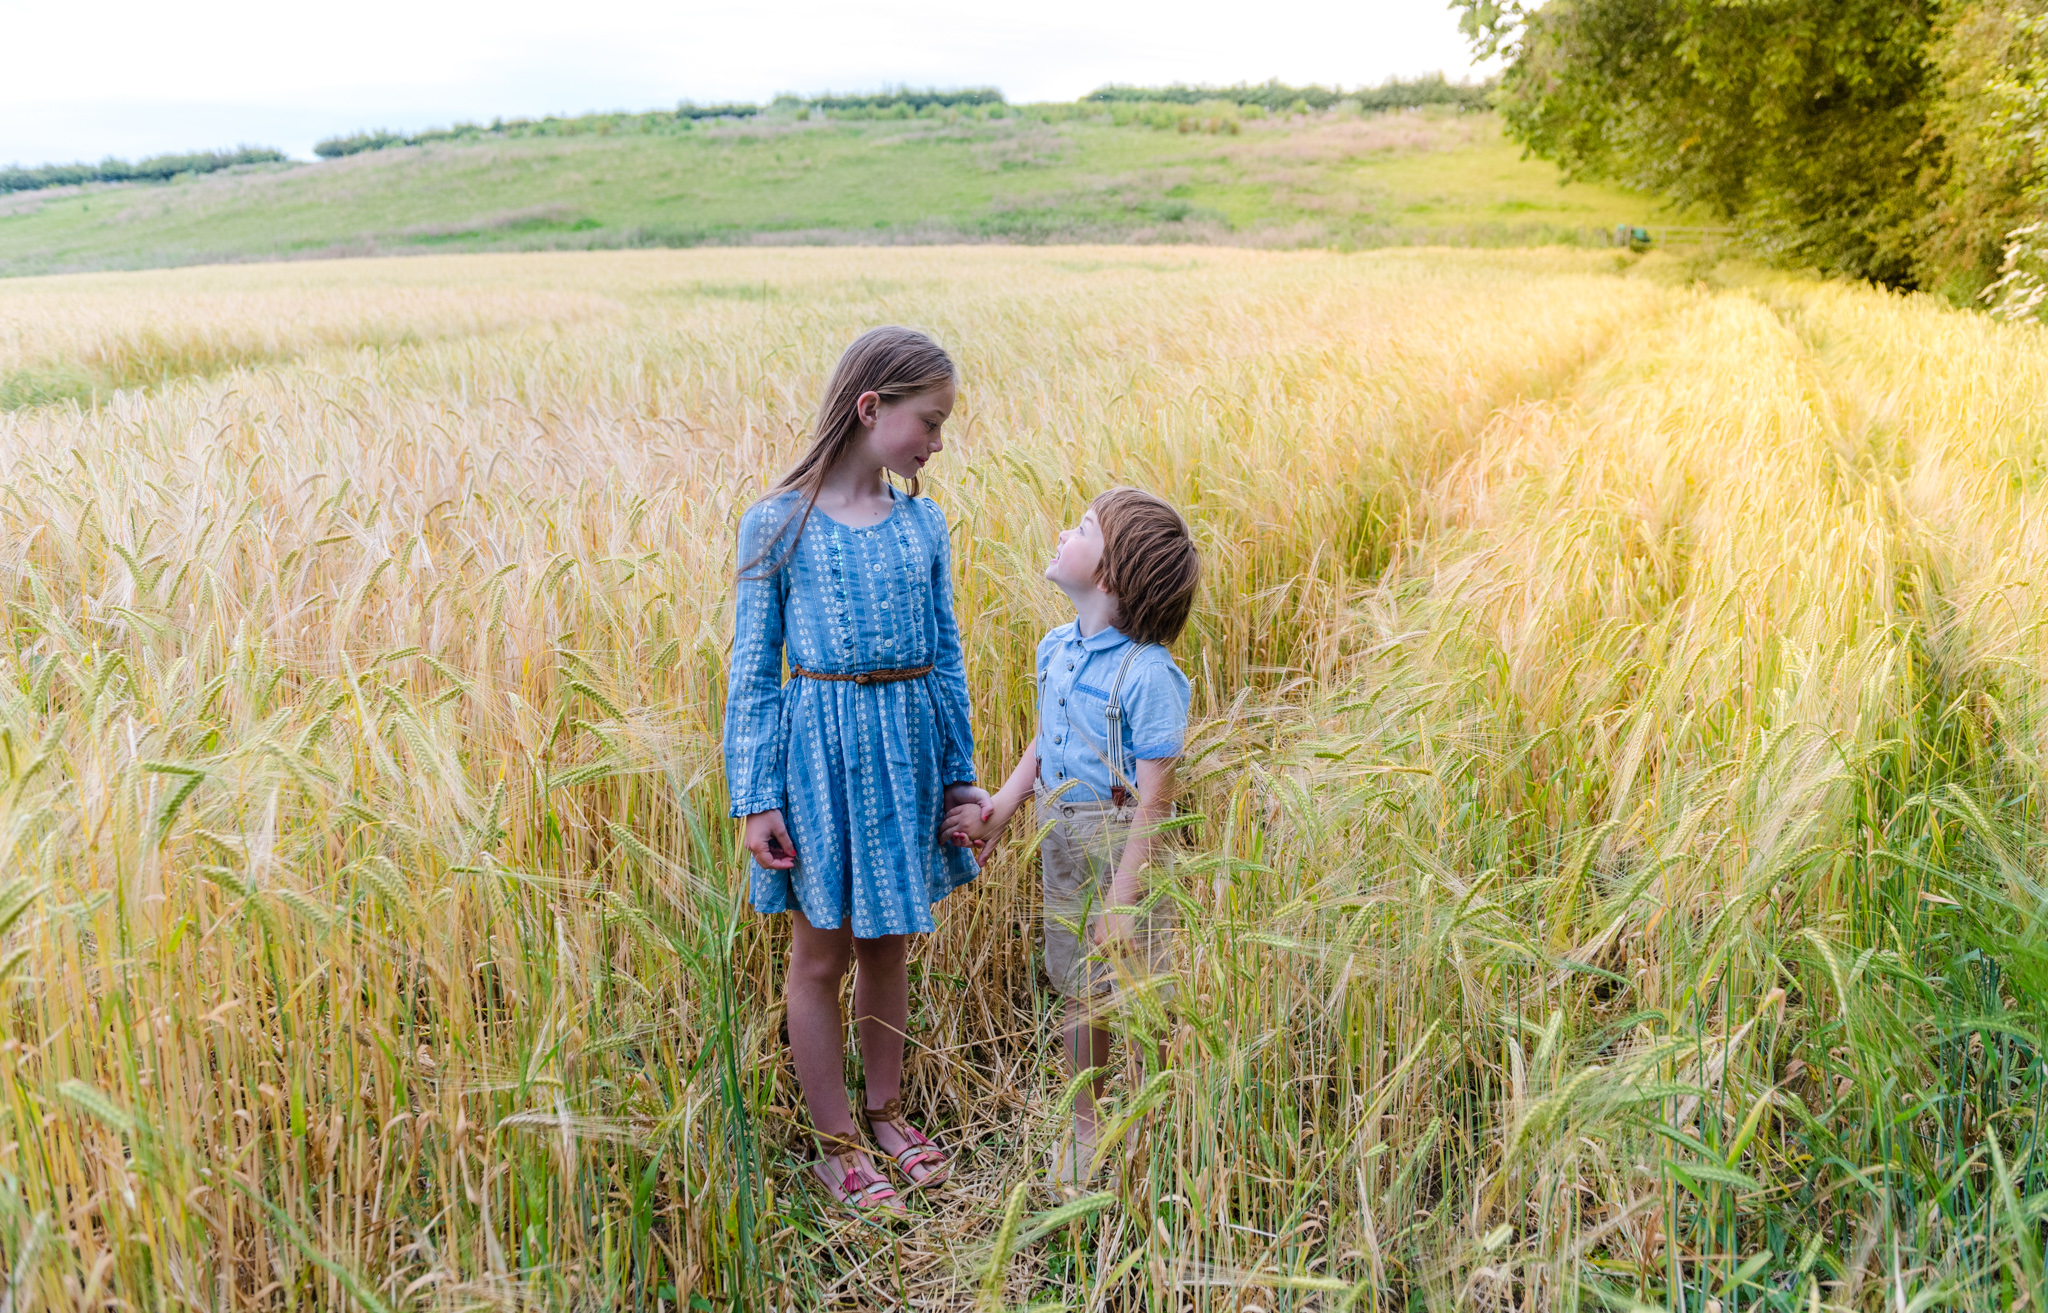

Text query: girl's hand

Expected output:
[743,810,798,869]
[941,783,992,849]
[944,783,989,810]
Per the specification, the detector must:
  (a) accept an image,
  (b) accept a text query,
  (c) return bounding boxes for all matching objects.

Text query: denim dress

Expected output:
[722,487,980,938]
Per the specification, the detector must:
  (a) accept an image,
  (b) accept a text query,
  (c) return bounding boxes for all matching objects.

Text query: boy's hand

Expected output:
[1093,911,1136,953]
[953,789,1026,851]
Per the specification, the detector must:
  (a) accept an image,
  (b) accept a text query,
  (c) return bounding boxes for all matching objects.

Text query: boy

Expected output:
[950,486,1200,1186]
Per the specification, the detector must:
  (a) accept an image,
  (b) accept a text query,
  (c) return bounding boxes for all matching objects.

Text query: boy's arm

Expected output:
[1098,652,1189,940]
[949,742,1037,847]
[1098,756,1177,946]
[985,741,1039,834]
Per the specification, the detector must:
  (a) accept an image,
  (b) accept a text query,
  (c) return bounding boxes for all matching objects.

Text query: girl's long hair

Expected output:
[739,326,957,580]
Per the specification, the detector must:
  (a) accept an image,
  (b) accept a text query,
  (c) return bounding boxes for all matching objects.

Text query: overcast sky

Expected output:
[1,0,1491,165]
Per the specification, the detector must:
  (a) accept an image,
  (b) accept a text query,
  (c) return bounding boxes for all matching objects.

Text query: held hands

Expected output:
[750,787,995,868]
[742,809,798,870]
[941,783,991,850]
[944,785,1023,853]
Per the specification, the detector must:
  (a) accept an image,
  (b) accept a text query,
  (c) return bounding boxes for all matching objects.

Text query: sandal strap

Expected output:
[817,1152,900,1209]
[863,1097,932,1145]
[839,1167,896,1203]
[816,1129,866,1157]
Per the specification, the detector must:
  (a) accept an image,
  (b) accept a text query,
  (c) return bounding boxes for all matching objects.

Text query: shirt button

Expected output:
[1058,698,1065,705]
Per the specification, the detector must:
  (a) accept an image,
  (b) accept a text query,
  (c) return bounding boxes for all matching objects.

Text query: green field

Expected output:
[0,109,1665,276]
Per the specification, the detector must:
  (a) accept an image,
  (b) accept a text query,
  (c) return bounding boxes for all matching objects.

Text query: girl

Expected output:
[723,326,988,1216]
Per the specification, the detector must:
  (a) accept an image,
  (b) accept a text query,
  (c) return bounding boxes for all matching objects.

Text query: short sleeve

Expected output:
[1123,652,1192,760]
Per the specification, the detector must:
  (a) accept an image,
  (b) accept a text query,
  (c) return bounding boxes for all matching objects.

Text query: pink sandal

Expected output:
[863,1097,951,1190]
[813,1134,905,1218]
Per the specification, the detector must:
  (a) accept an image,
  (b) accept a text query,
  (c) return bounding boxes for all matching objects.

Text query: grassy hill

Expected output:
[0,108,1667,276]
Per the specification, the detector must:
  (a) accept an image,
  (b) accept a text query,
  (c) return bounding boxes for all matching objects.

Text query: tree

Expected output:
[1457,0,1937,286]
[1926,4,2048,311]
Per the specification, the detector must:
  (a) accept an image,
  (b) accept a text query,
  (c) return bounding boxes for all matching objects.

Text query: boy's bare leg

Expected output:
[1063,998,1114,1144]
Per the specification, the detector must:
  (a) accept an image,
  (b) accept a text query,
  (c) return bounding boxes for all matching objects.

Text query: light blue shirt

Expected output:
[1034,622,1191,804]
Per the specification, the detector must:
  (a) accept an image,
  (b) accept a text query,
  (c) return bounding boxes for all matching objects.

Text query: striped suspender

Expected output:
[1102,642,1152,792]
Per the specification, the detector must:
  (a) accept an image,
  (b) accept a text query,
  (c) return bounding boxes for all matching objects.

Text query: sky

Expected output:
[0,0,1492,165]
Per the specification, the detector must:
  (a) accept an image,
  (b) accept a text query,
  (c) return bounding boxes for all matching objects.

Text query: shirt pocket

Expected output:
[1066,683,1122,770]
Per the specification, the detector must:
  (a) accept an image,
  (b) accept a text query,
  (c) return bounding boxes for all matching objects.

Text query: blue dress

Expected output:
[722,487,980,937]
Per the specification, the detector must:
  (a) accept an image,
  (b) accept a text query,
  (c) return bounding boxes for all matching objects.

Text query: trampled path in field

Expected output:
[0,247,2042,1308]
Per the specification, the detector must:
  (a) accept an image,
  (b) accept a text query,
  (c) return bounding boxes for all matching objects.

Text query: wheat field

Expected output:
[0,247,2044,1310]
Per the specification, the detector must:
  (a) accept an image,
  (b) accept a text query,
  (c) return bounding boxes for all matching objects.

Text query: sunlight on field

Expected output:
[1,247,2045,1309]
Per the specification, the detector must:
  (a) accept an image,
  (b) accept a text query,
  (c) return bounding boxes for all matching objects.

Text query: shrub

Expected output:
[0,147,286,193]
[804,87,1004,115]
[313,132,406,159]
[1085,75,1491,113]
[675,102,760,121]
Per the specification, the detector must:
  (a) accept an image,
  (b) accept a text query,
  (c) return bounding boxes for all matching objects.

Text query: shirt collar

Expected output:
[1075,623,1131,653]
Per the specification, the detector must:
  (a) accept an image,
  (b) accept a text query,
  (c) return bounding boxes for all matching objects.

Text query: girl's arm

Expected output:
[723,508,796,867]
[1096,756,1177,947]
[925,503,977,790]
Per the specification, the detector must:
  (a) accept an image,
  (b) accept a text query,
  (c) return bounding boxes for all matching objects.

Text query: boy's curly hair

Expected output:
[1093,486,1200,647]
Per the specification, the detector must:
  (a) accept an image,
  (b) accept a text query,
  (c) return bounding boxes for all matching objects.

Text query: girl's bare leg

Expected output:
[853,934,924,1159]
[786,909,858,1145]
[852,934,910,1104]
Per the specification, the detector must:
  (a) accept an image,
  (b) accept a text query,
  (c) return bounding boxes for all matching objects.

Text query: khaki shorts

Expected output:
[1037,779,1177,1002]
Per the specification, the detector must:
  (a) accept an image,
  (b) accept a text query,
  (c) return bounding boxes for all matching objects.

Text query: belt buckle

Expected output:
[854,672,872,685]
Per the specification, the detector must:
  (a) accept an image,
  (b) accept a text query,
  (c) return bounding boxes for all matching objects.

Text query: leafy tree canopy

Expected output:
[1456,0,1937,285]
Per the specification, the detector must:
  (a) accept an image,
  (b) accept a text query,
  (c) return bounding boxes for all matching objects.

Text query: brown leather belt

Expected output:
[788,663,933,686]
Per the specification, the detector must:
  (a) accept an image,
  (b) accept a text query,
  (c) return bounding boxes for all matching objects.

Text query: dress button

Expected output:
[1058,697,1065,705]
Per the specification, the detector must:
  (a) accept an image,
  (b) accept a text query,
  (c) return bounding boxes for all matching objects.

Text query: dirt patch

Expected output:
[394,205,600,242]
[970,126,1066,172]
[1226,111,1487,165]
